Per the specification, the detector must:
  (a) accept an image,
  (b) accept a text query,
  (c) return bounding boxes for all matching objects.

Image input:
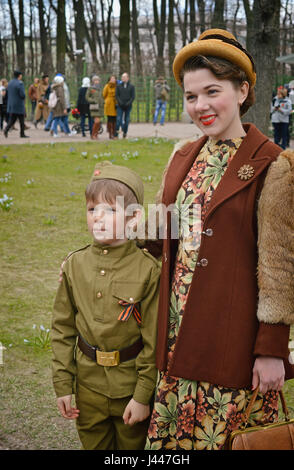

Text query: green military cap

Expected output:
[91,161,144,205]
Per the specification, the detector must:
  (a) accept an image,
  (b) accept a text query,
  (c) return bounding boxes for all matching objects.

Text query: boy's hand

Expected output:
[57,395,80,420]
[123,398,150,426]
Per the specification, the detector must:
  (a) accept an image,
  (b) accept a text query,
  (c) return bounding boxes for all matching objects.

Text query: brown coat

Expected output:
[155,123,294,389]
[28,84,38,101]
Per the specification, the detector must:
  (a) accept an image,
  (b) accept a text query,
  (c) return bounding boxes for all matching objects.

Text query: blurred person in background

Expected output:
[28,77,39,121]
[271,87,292,149]
[77,76,93,137]
[4,70,28,138]
[103,75,117,139]
[86,75,104,140]
[0,78,8,130]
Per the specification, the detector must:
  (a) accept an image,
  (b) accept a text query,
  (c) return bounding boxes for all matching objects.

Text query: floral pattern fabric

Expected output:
[145,138,278,450]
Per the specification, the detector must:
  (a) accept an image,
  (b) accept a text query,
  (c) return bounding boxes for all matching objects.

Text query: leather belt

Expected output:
[77,335,143,367]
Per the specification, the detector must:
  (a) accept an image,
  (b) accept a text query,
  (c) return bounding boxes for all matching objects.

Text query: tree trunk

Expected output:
[29,0,35,77]
[39,0,53,75]
[56,0,67,74]
[153,0,167,76]
[244,0,281,135]
[132,0,142,76]
[119,0,130,75]
[8,0,25,72]
[104,0,114,68]
[168,0,176,74]
[83,0,99,69]
[73,0,86,80]
[243,0,254,51]
[197,0,206,33]
[232,0,241,38]
[175,0,188,46]
[190,0,196,41]
[211,0,225,29]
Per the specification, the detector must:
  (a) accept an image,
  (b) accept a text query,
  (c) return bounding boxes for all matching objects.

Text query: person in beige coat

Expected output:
[34,74,49,127]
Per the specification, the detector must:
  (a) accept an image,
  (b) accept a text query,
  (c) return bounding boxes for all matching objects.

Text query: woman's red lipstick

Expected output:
[200,114,216,126]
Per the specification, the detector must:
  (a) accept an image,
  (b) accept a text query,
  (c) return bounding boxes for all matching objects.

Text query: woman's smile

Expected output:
[199,114,217,126]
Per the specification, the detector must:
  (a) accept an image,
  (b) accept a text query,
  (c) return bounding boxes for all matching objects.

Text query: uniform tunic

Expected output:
[52,239,161,406]
[145,137,278,450]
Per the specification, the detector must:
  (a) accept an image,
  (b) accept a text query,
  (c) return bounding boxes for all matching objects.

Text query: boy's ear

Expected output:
[126,209,144,239]
[134,208,143,223]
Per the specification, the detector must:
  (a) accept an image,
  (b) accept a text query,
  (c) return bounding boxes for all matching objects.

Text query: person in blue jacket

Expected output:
[4,70,29,138]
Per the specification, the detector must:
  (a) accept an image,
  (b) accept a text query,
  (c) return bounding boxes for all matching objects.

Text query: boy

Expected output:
[51,161,161,450]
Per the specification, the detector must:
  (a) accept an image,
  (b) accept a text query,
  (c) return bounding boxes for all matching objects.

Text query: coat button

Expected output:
[100,270,105,276]
[129,297,134,302]
[205,228,213,236]
[200,258,208,267]
[103,249,108,255]
[96,292,102,298]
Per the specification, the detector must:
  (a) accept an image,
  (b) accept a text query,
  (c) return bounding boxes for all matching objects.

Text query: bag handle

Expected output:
[241,386,290,426]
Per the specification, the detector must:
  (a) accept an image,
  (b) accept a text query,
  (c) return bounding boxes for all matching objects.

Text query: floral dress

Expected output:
[145,138,278,450]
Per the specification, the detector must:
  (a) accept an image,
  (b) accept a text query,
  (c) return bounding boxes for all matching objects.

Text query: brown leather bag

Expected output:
[226,387,294,450]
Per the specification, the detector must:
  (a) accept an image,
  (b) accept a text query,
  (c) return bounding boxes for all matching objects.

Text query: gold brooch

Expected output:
[237,164,255,181]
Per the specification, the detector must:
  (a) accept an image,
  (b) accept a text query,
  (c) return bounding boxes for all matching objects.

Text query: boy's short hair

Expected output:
[85,178,138,206]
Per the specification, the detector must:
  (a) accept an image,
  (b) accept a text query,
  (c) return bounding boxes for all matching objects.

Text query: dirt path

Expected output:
[0,121,202,145]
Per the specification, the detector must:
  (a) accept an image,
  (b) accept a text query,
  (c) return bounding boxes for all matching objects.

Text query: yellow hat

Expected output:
[173,28,256,88]
[91,161,144,205]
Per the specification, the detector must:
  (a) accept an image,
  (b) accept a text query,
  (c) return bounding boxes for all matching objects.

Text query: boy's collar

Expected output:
[91,239,137,257]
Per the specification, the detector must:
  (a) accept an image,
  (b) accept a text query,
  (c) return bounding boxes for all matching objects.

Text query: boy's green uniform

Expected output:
[52,239,160,449]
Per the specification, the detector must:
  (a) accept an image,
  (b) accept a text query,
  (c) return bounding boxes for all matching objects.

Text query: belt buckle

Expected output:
[96,349,120,366]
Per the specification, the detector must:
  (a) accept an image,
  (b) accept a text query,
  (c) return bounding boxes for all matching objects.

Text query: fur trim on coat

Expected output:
[257,149,294,325]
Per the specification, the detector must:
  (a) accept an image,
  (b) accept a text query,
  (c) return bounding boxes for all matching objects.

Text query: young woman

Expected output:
[145,28,294,450]
[103,75,117,139]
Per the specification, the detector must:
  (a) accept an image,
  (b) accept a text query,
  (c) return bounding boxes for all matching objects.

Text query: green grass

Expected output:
[0,137,293,450]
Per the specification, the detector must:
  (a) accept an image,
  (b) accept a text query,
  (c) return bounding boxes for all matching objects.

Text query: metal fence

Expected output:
[23,74,184,123]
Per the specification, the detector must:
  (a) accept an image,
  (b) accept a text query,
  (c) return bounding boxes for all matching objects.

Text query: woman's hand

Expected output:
[252,356,285,393]
[122,398,150,426]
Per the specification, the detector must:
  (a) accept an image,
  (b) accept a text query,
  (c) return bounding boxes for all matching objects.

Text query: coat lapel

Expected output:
[204,124,275,222]
[162,124,276,216]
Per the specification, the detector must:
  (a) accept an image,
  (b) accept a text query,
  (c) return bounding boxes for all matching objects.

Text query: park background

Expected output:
[0,0,294,450]
[0,0,294,132]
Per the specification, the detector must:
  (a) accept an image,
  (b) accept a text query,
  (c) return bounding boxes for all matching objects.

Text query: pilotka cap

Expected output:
[91,161,144,206]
